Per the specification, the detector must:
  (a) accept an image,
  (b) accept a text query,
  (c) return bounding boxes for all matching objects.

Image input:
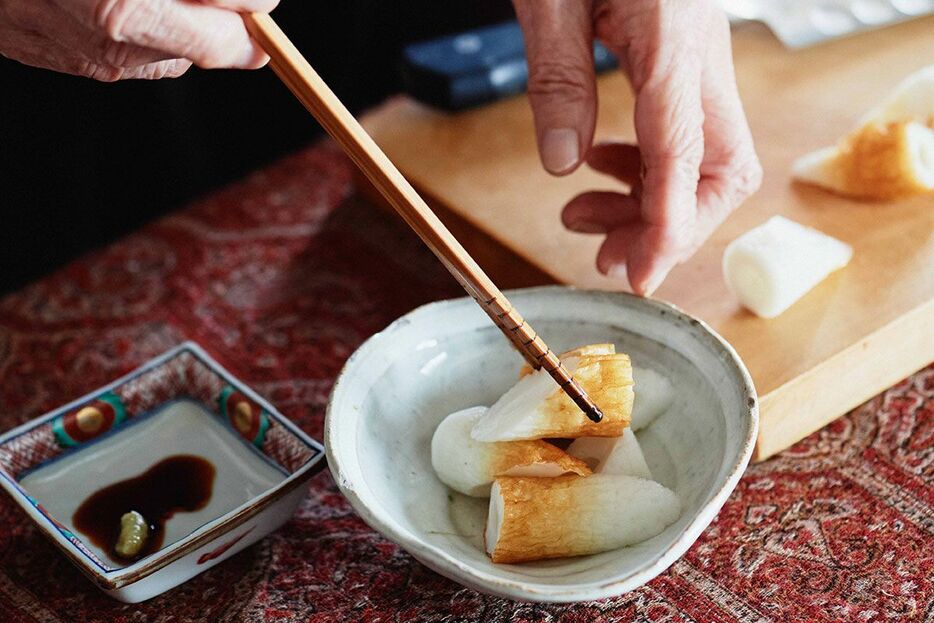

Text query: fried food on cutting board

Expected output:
[793,66,934,200]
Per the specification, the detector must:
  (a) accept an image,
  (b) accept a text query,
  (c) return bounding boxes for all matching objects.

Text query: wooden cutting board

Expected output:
[359,18,934,461]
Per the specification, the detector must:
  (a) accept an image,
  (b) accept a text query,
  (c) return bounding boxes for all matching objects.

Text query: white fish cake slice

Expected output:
[431,407,590,497]
[566,429,652,479]
[859,65,934,126]
[485,474,681,564]
[723,216,853,319]
[472,354,634,442]
[631,366,674,431]
[523,348,670,432]
[518,343,616,378]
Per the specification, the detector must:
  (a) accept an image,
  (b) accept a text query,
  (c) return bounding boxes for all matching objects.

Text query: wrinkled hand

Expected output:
[514,0,762,295]
[0,0,277,81]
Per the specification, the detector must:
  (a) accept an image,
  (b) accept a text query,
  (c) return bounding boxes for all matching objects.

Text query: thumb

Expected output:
[514,0,596,176]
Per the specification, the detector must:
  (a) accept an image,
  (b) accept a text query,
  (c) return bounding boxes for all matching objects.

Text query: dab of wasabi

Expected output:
[115,511,149,558]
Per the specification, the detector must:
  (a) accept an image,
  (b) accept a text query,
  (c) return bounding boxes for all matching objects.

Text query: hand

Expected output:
[0,0,278,81]
[514,0,762,295]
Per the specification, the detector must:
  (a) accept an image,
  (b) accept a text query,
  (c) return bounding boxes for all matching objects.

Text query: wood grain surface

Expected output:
[360,18,934,460]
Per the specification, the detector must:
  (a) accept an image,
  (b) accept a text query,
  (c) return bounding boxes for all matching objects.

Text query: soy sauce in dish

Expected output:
[72,454,216,561]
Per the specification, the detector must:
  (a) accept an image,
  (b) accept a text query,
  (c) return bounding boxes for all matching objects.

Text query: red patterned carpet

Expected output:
[0,142,931,622]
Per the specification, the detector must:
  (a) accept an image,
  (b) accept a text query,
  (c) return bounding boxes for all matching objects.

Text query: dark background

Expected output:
[0,1,513,294]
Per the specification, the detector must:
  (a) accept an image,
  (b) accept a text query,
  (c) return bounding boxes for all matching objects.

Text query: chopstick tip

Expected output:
[585,402,604,423]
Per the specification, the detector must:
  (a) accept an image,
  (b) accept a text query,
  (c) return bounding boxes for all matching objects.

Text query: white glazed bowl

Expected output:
[325,287,757,603]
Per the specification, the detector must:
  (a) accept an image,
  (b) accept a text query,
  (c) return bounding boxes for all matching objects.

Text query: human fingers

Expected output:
[57,0,269,69]
[110,57,192,79]
[15,0,175,68]
[585,141,643,194]
[595,223,642,282]
[513,0,597,175]
[198,0,279,11]
[562,191,640,234]
[0,28,85,75]
[0,23,189,80]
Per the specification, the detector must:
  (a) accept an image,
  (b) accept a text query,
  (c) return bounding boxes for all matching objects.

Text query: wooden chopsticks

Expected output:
[243,13,603,423]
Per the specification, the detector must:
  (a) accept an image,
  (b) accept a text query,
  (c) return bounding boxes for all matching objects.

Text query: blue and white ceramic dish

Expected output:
[0,342,325,603]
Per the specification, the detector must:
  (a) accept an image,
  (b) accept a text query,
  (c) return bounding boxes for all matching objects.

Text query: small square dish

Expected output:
[0,342,324,603]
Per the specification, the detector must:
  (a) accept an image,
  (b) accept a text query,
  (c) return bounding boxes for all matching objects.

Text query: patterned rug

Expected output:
[0,142,931,623]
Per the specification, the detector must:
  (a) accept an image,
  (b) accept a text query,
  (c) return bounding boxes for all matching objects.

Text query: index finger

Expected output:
[200,0,279,11]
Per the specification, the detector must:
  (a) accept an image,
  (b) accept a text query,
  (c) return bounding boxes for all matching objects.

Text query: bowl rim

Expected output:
[325,285,759,602]
[0,341,326,590]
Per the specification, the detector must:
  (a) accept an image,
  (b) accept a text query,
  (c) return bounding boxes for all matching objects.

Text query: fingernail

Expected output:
[606,264,628,281]
[566,220,605,234]
[541,128,579,174]
[239,43,269,69]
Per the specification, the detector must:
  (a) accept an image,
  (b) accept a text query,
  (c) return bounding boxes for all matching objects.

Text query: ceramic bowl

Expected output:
[326,286,758,603]
[0,342,325,603]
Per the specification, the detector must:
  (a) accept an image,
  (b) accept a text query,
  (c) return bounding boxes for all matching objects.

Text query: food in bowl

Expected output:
[566,429,651,479]
[430,406,591,497]
[471,351,635,441]
[430,343,681,564]
[485,474,680,564]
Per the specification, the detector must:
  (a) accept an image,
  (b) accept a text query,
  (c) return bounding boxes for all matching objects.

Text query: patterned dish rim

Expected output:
[0,341,326,590]
[325,286,759,602]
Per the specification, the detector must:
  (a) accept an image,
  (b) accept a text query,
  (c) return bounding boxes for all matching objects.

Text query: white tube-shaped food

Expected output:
[723,216,853,319]
[566,429,652,479]
[472,354,634,442]
[485,474,681,563]
[521,349,670,432]
[858,65,934,126]
[431,407,590,497]
[518,343,616,378]
[631,366,674,431]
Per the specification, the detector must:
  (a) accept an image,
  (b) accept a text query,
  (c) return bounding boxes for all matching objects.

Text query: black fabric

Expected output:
[0,1,513,293]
